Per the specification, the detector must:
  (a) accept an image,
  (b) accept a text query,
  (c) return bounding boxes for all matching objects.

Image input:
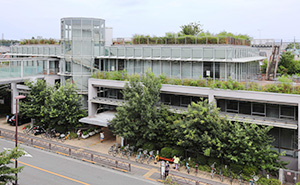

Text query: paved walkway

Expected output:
[0,117,238,185]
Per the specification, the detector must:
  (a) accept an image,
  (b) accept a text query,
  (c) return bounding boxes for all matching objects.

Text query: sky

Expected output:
[1,0,300,41]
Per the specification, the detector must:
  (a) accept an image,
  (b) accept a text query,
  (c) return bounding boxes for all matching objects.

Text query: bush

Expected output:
[69,132,77,139]
[242,165,258,177]
[196,155,207,165]
[160,147,173,158]
[142,143,155,151]
[230,163,243,174]
[257,177,281,185]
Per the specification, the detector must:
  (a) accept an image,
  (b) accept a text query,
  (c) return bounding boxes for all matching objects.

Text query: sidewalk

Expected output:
[0,117,237,185]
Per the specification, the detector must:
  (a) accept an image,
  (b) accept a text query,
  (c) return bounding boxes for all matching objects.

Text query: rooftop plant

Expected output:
[92,71,300,95]
[19,38,60,45]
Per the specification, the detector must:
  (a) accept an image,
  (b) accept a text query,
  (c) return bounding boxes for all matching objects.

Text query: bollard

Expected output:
[49,143,51,150]
[31,138,33,145]
[195,181,199,185]
[0,130,1,136]
[115,160,118,168]
[128,164,131,172]
[91,154,93,161]
[69,148,71,155]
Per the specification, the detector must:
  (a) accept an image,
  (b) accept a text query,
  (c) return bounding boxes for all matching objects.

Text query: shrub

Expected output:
[69,131,77,139]
[160,147,173,158]
[242,165,258,177]
[257,177,281,185]
[142,143,155,151]
[195,155,207,165]
[230,163,244,174]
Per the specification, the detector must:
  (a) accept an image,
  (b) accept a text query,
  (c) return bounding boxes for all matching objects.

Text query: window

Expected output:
[252,103,265,116]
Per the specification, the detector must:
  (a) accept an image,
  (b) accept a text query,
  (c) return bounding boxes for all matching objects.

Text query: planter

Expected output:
[94,129,101,133]
[81,134,89,139]
[89,131,96,136]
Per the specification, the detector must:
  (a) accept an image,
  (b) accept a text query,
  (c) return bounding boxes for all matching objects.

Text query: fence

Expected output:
[0,128,131,172]
[279,168,300,184]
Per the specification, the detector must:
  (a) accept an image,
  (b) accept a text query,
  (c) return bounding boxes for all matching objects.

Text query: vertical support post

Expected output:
[91,154,94,161]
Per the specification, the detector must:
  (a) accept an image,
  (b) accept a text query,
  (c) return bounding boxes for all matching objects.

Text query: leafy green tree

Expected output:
[0,147,25,184]
[110,72,175,148]
[260,59,268,74]
[180,21,203,36]
[20,80,86,132]
[278,51,300,75]
[20,80,52,124]
[174,100,225,157]
[175,99,286,171]
[286,43,299,50]
[43,82,86,132]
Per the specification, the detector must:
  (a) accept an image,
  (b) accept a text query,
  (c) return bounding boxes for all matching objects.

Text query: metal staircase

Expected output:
[266,41,282,80]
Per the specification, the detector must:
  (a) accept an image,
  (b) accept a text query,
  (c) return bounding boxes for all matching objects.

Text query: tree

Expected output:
[277,51,300,75]
[175,99,286,171]
[180,21,203,36]
[110,72,175,148]
[43,82,86,132]
[20,80,86,132]
[20,80,52,124]
[0,147,25,184]
[286,43,300,50]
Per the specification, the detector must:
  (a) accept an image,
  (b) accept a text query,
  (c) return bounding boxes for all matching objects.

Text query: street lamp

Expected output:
[14,95,26,185]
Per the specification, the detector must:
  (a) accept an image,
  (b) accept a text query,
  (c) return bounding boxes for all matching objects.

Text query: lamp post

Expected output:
[14,95,26,185]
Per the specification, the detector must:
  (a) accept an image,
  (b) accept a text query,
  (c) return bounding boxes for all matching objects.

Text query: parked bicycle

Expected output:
[135,148,143,163]
[120,144,129,159]
[219,168,223,182]
[147,150,155,164]
[127,146,135,160]
[186,161,190,174]
[41,128,57,140]
[56,131,70,142]
[140,149,148,164]
[22,125,37,135]
[238,171,243,185]
[112,143,120,157]
[195,163,198,175]
[229,170,233,185]
[210,162,216,179]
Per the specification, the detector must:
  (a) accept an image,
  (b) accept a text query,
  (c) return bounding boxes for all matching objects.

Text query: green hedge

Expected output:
[93,71,300,95]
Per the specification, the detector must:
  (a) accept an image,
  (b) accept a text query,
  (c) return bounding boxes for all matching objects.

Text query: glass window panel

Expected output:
[152,60,160,76]
[143,48,150,58]
[134,60,142,74]
[126,60,134,74]
[203,62,213,78]
[192,62,202,79]
[161,48,171,58]
[180,96,191,107]
[161,61,170,77]
[269,128,279,147]
[226,100,238,112]
[280,128,294,150]
[252,103,265,115]
[161,94,171,105]
[203,48,213,59]
[118,60,125,71]
[266,104,279,118]
[171,48,180,58]
[126,48,133,57]
[239,101,251,115]
[171,95,180,106]
[281,105,295,117]
[171,61,180,78]
[143,60,151,72]
[217,99,225,111]
[192,48,202,59]
[215,48,225,59]
[152,48,160,58]
[181,61,191,79]
[181,48,191,59]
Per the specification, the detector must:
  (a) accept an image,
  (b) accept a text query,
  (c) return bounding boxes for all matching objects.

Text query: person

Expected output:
[173,156,180,170]
[76,129,81,140]
[165,161,170,178]
[6,115,9,122]
[100,131,104,143]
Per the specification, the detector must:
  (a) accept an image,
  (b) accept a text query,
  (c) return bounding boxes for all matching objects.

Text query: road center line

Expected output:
[18,160,90,185]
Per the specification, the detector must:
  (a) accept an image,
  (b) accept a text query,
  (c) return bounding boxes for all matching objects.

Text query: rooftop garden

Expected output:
[19,38,60,45]
[92,70,300,95]
[113,22,251,46]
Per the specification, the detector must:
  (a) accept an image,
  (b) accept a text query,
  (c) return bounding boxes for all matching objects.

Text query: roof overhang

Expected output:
[79,111,116,127]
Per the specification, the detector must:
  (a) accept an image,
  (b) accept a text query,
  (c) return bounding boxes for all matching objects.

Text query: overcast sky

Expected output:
[1,0,299,41]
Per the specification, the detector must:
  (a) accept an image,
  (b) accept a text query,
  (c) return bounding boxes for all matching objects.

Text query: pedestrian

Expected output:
[76,129,81,140]
[100,131,104,143]
[165,161,170,178]
[6,115,9,121]
[173,156,180,170]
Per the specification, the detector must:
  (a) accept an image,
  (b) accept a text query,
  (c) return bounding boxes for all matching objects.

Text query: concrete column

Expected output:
[88,79,98,117]
[11,83,19,114]
[208,92,215,104]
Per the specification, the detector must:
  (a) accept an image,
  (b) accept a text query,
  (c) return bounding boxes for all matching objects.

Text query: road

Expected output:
[0,139,159,185]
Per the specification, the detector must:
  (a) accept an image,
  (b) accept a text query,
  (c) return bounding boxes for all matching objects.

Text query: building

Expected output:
[2,17,299,170]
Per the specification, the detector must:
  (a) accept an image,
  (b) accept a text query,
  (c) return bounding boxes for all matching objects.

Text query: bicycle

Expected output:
[237,171,243,185]
[108,145,114,155]
[112,143,120,157]
[186,161,190,174]
[135,148,143,163]
[195,163,198,175]
[219,168,223,182]
[140,149,148,164]
[22,125,37,135]
[229,170,233,185]
[210,162,216,179]
[251,171,259,185]
[127,146,135,160]
[56,131,70,142]
[120,144,129,159]
[147,150,155,164]
[41,128,57,140]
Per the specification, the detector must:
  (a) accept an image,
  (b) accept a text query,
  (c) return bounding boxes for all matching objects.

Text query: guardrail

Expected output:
[0,128,131,172]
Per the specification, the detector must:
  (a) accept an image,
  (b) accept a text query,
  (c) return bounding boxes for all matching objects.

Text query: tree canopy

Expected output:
[0,147,24,184]
[180,21,203,36]
[20,80,86,132]
[110,72,177,148]
[278,52,300,75]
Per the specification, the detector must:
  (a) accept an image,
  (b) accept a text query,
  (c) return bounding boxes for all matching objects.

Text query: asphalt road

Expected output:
[0,139,159,185]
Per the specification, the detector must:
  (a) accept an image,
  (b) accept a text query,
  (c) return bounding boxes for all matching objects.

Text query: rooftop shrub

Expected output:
[93,71,300,95]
